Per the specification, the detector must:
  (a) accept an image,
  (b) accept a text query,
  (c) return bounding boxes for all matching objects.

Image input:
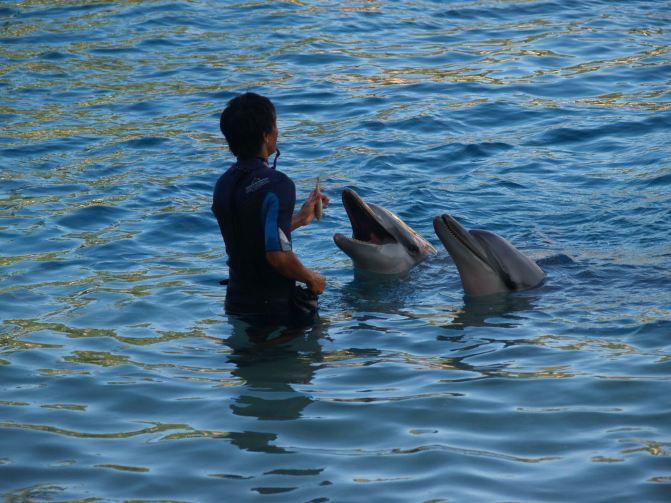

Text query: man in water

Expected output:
[212,92,328,327]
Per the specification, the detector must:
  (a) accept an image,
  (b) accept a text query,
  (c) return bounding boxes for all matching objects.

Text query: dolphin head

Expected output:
[334,189,436,274]
[433,214,545,296]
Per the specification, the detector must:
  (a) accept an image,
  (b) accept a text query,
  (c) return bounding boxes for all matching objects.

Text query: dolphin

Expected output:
[433,214,545,296]
[334,189,437,274]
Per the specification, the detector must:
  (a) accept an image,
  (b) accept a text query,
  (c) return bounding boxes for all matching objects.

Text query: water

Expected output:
[1,0,670,501]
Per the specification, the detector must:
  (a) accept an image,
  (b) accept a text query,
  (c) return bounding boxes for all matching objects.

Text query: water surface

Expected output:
[1,1,670,501]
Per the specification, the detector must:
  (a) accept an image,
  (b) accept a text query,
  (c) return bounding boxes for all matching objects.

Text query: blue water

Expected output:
[1,0,670,501]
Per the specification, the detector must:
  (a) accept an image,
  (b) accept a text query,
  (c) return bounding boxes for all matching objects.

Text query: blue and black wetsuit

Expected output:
[212,157,300,321]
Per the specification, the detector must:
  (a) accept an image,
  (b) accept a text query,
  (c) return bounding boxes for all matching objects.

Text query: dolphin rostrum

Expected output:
[433,214,545,296]
[334,189,437,274]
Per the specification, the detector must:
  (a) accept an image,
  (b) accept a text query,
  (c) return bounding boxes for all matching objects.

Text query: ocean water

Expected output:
[1,0,670,501]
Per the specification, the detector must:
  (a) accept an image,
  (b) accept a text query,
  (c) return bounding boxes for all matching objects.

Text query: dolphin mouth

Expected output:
[435,214,490,266]
[341,189,396,246]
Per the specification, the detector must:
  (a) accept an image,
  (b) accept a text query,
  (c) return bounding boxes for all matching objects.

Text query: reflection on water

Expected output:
[221,318,325,453]
[444,292,539,330]
[223,313,329,351]
[229,350,315,421]
[339,270,413,315]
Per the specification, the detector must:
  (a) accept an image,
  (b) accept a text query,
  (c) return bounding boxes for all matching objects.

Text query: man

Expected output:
[212,92,328,326]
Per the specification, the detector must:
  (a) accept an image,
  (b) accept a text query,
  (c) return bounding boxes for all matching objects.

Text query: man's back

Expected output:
[212,157,296,314]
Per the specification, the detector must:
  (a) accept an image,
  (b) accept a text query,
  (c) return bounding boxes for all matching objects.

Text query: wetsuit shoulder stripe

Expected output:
[262,192,281,251]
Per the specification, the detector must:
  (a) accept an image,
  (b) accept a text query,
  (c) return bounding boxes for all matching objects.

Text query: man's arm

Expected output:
[262,180,327,294]
[266,250,326,294]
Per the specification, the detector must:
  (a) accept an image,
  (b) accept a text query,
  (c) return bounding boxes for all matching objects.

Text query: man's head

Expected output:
[220,92,277,160]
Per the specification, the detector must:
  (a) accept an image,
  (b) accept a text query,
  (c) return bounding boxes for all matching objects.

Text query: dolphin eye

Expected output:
[408,244,419,254]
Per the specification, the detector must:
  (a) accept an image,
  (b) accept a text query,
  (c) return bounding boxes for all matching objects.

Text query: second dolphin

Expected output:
[433,214,545,296]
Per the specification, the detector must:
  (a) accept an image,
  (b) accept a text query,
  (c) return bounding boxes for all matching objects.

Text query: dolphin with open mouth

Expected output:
[433,214,545,296]
[334,189,437,274]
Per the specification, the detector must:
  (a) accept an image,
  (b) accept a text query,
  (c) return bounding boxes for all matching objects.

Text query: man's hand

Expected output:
[306,272,326,295]
[292,186,330,230]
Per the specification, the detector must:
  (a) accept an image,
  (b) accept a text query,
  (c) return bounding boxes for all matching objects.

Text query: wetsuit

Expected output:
[212,157,303,323]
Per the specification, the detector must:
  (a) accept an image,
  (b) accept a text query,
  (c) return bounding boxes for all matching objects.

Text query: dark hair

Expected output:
[220,92,276,159]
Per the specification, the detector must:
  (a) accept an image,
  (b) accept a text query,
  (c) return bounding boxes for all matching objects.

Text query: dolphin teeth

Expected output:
[440,216,460,240]
[343,190,396,245]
